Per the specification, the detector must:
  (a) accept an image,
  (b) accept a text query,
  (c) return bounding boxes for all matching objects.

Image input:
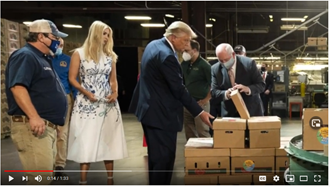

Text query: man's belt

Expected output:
[11,116,57,129]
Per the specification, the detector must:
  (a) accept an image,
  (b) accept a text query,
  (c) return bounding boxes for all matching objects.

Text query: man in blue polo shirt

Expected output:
[52,38,77,177]
[5,19,68,185]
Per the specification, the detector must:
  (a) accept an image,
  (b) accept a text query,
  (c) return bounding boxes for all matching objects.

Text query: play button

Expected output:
[8,175,14,182]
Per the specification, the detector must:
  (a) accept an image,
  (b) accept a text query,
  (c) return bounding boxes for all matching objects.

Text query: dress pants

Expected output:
[142,125,177,185]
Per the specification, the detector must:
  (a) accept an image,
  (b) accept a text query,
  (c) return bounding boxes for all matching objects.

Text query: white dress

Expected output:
[67,49,128,163]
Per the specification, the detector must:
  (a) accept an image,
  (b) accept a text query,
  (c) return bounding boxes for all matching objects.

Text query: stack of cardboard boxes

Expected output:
[1,18,23,139]
[184,90,289,185]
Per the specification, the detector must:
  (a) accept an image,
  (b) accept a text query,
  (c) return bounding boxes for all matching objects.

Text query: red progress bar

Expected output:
[4,170,54,172]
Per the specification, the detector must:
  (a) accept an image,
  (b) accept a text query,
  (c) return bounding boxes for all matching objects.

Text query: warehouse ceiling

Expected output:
[1,1,328,59]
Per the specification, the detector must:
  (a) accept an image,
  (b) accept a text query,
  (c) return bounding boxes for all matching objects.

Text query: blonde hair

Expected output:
[163,21,197,38]
[80,20,118,63]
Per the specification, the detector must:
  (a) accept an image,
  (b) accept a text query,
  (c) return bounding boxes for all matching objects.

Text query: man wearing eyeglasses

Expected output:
[5,19,68,185]
[181,40,211,140]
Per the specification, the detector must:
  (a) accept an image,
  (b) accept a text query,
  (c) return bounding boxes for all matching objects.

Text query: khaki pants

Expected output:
[55,94,73,168]
[184,101,211,141]
[10,118,57,185]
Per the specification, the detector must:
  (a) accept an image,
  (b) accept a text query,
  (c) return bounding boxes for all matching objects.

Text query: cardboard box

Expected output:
[213,118,246,148]
[302,108,328,151]
[324,145,328,156]
[248,117,281,148]
[219,175,252,185]
[274,84,285,92]
[275,148,289,174]
[252,174,277,185]
[317,46,327,51]
[231,148,275,175]
[307,37,317,46]
[230,89,250,119]
[184,175,218,185]
[317,37,327,46]
[185,138,230,175]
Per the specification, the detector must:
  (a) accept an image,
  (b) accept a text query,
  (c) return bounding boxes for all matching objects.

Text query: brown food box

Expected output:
[307,37,317,46]
[218,175,252,185]
[230,89,250,119]
[317,37,327,46]
[302,108,328,151]
[275,148,289,174]
[213,118,246,148]
[184,175,218,185]
[185,138,230,175]
[248,117,281,148]
[230,148,275,175]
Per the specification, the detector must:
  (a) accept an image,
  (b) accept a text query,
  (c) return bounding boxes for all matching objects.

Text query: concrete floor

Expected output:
[1,113,302,185]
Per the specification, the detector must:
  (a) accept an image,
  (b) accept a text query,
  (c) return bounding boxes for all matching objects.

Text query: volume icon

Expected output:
[34,175,42,182]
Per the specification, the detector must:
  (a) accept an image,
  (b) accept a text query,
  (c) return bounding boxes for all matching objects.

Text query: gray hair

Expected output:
[215,43,234,56]
[163,21,197,38]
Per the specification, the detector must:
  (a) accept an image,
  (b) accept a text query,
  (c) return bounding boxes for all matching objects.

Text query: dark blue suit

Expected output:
[129,37,202,184]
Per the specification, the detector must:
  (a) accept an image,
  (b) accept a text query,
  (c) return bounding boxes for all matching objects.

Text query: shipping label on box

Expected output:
[230,89,250,119]
[302,108,328,151]
[219,175,252,185]
[184,175,218,185]
[213,118,246,148]
[248,117,281,148]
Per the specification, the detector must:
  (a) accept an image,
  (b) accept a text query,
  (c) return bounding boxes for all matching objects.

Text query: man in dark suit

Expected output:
[129,21,213,185]
[234,45,246,56]
[211,43,265,117]
[260,63,274,116]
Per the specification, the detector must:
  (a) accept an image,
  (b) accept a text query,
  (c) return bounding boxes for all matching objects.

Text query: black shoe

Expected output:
[55,166,68,177]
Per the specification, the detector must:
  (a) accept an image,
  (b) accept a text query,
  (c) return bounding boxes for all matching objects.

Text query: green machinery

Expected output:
[285,135,328,185]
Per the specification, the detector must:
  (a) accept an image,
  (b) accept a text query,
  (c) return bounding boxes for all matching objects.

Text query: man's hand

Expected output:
[226,88,234,99]
[29,117,46,137]
[233,84,250,94]
[265,90,270,95]
[199,111,214,129]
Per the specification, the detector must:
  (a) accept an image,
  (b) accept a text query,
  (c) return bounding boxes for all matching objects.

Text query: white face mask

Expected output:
[223,56,235,69]
[182,52,192,61]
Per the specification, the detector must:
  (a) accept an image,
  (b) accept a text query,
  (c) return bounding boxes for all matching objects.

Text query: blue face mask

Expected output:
[223,56,235,69]
[55,48,63,56]
[48,39,60,53]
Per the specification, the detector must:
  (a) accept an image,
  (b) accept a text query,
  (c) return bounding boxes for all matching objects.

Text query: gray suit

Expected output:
[211,55,265,117]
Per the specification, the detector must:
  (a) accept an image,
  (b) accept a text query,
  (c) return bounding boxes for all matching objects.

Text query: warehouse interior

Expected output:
[1,1,329,185]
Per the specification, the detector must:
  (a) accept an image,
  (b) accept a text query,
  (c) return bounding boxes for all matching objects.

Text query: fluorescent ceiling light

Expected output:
[125,16,152,20]
[237,29,268,33]
[63,24,82,28]
[296,57,328,60]
[141,23,165,27]
[165,14,174,18]
[207,57,218,60]
[269,15,273,19]
[293,64,328,71]
[23,21,32,25]
[206,24,213,28]
[251,57,281,60]
[270,19,273,22]
[304,15,308,19]
[209,18,216,22]
[281,18,305,22]
[281,25,307,31]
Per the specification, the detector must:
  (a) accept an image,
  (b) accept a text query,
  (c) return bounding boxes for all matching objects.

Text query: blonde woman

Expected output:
[67,21,128,185]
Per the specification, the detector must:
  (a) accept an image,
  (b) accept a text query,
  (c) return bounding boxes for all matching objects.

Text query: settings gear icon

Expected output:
[273,175,280,182]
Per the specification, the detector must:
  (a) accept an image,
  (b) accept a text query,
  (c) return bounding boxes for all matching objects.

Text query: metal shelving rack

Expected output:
[271,67,290,118]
